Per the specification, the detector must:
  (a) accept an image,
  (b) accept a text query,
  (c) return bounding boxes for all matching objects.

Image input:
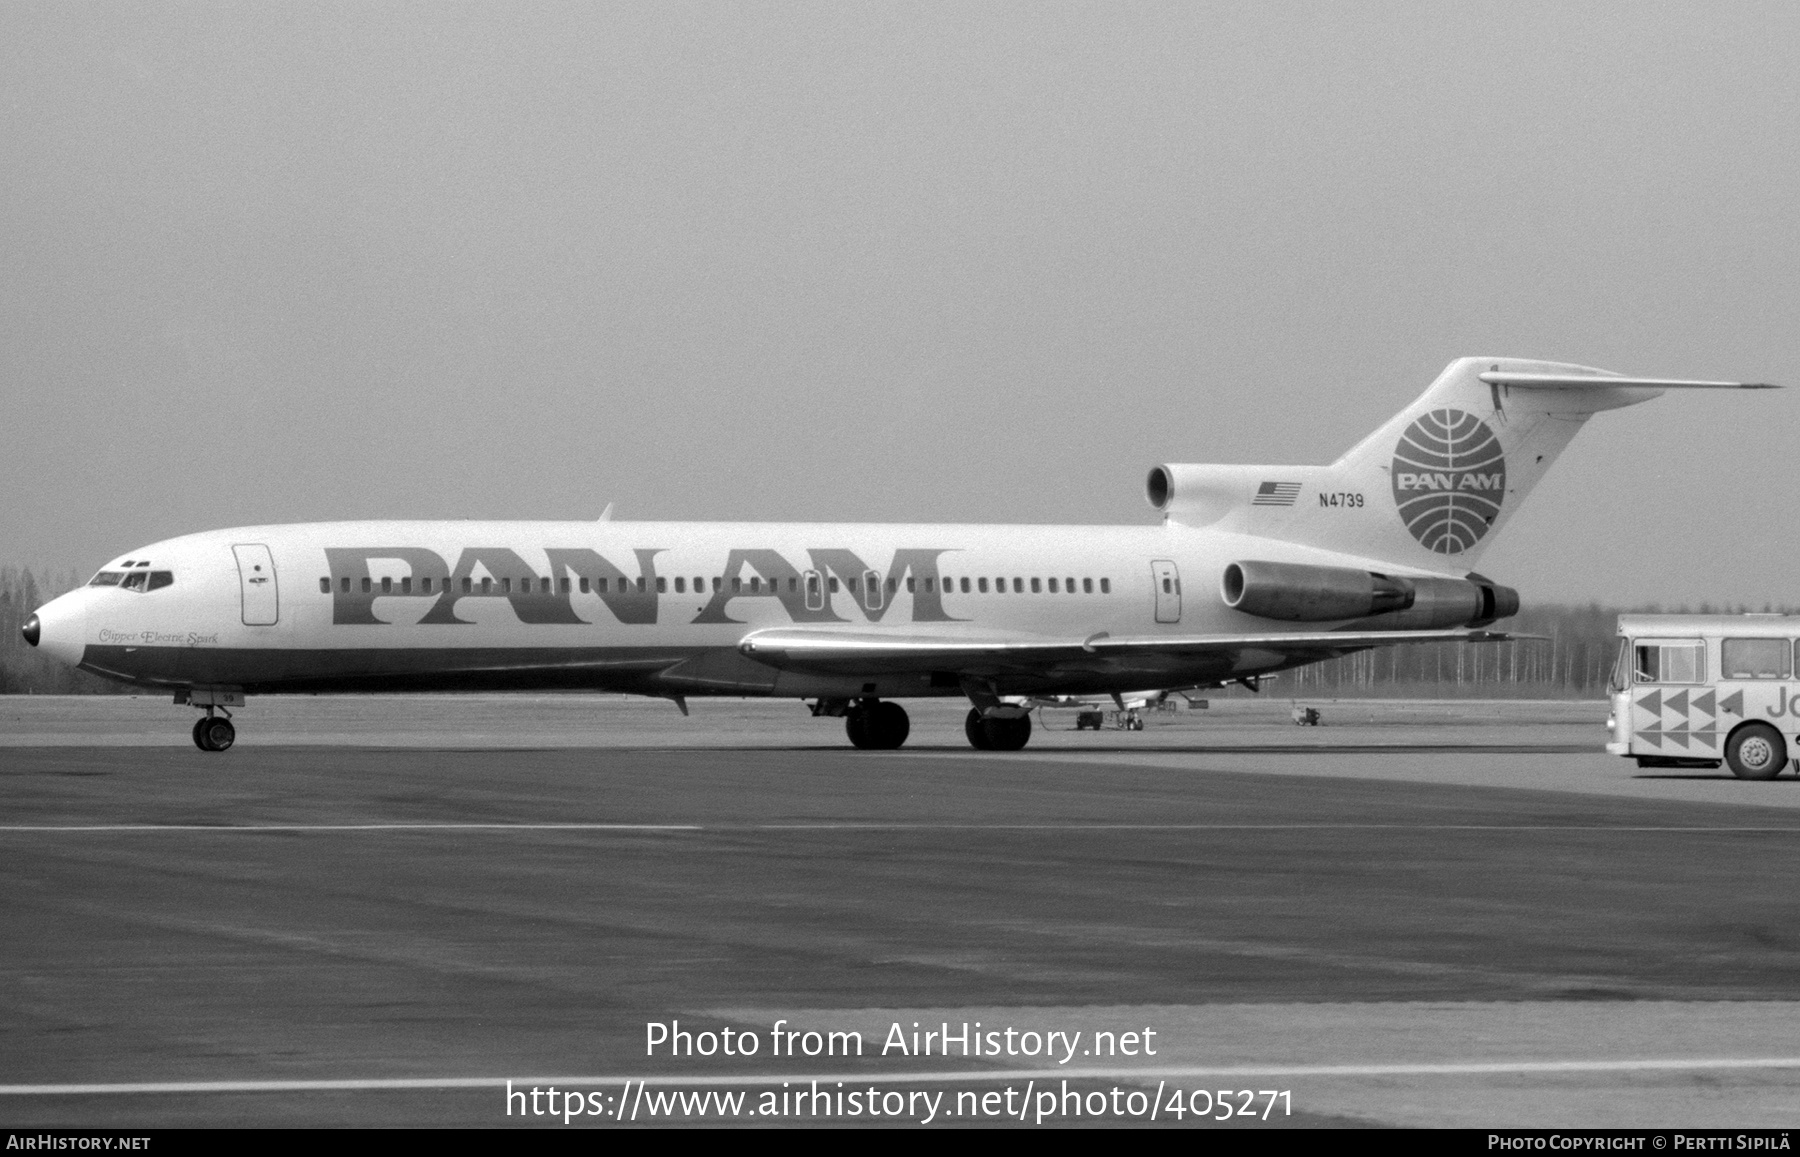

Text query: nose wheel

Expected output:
[192,712,236,752]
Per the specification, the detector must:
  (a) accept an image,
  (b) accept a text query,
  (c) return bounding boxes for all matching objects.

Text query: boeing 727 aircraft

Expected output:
[21,358,1775,752]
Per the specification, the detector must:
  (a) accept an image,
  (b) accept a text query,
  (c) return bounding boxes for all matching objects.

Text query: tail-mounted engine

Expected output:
[1221,560,1519,628]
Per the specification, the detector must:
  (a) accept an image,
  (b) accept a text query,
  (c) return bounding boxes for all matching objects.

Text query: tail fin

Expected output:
[1147,357,1776,571]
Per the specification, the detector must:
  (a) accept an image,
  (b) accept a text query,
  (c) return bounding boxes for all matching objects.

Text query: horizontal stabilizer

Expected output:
[739,626,1521,676]
[1477,372,1780,390]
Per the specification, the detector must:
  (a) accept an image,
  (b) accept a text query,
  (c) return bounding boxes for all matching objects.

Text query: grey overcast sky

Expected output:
[2,2,1796,605]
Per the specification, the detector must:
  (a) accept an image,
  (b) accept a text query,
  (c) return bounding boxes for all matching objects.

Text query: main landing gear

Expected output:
[811,697,1031,751]
[191,710,236,752]
[965,708,1031,752]
[845,700,911,750]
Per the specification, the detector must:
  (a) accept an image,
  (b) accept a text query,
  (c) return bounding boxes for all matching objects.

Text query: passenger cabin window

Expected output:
[1031,578,1042,593]
[1083,578,1093,593]
[1722,638,1792,680]
[1634,639,1705,684]
[656,577,667,593]
[978,578,989,593]
[960,577,970,593]
[1100,578,1111,594]
[319,577,330,594]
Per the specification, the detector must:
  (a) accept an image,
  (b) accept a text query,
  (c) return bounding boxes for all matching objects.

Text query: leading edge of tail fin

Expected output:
[1147,357,1778,570]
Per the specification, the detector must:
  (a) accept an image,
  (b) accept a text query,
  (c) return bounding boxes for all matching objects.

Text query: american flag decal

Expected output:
[1253,480,1302,506]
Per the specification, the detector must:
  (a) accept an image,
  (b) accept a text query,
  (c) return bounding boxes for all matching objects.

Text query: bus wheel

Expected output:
[1726,723,1787,781]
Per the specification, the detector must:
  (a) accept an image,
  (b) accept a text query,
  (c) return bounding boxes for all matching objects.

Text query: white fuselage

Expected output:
[31,518,1456,700]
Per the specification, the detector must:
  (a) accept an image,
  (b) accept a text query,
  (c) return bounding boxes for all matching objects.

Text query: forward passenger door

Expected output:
[233,544,280,626]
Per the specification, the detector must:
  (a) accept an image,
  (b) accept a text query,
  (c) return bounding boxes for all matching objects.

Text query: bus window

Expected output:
[1609,638,1631,693]
[1722,638,1792,680]
[1634,639,1704,684]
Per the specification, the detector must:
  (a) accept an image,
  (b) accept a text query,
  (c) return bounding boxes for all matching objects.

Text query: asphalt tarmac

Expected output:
[4,696,1800,1128]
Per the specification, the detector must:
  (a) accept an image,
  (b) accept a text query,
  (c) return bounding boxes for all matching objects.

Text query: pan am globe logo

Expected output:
[1390,408,1506,554]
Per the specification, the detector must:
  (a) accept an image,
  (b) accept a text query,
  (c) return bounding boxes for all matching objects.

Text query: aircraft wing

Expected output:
[738,626,1521,676]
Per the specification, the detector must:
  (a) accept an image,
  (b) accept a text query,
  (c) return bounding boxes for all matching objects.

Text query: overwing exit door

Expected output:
[1151,559,1181,623]
[233,544,280,625]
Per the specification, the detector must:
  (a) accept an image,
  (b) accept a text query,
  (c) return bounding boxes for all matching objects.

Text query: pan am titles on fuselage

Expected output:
[21,358,1776,752]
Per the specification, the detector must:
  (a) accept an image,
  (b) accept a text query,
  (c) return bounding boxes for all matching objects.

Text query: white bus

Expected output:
[1608,613,1800,780]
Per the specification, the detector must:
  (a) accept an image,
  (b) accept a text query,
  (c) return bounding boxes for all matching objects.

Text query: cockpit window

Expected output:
[94,567,173,592]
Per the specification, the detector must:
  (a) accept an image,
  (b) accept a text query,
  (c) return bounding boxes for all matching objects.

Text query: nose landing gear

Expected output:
[177,689,244,752]
[192,710,236,752]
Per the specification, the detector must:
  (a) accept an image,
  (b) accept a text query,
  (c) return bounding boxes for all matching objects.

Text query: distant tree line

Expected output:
[1,562,1791,698]
[0,567,131,694]
[1221,601,1800,700]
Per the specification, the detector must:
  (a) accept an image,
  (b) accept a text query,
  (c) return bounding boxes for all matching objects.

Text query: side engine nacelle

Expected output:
[1221,560,1519,628]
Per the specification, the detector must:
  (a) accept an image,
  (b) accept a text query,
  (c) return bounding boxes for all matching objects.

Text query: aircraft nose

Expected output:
[28,594,89,668]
